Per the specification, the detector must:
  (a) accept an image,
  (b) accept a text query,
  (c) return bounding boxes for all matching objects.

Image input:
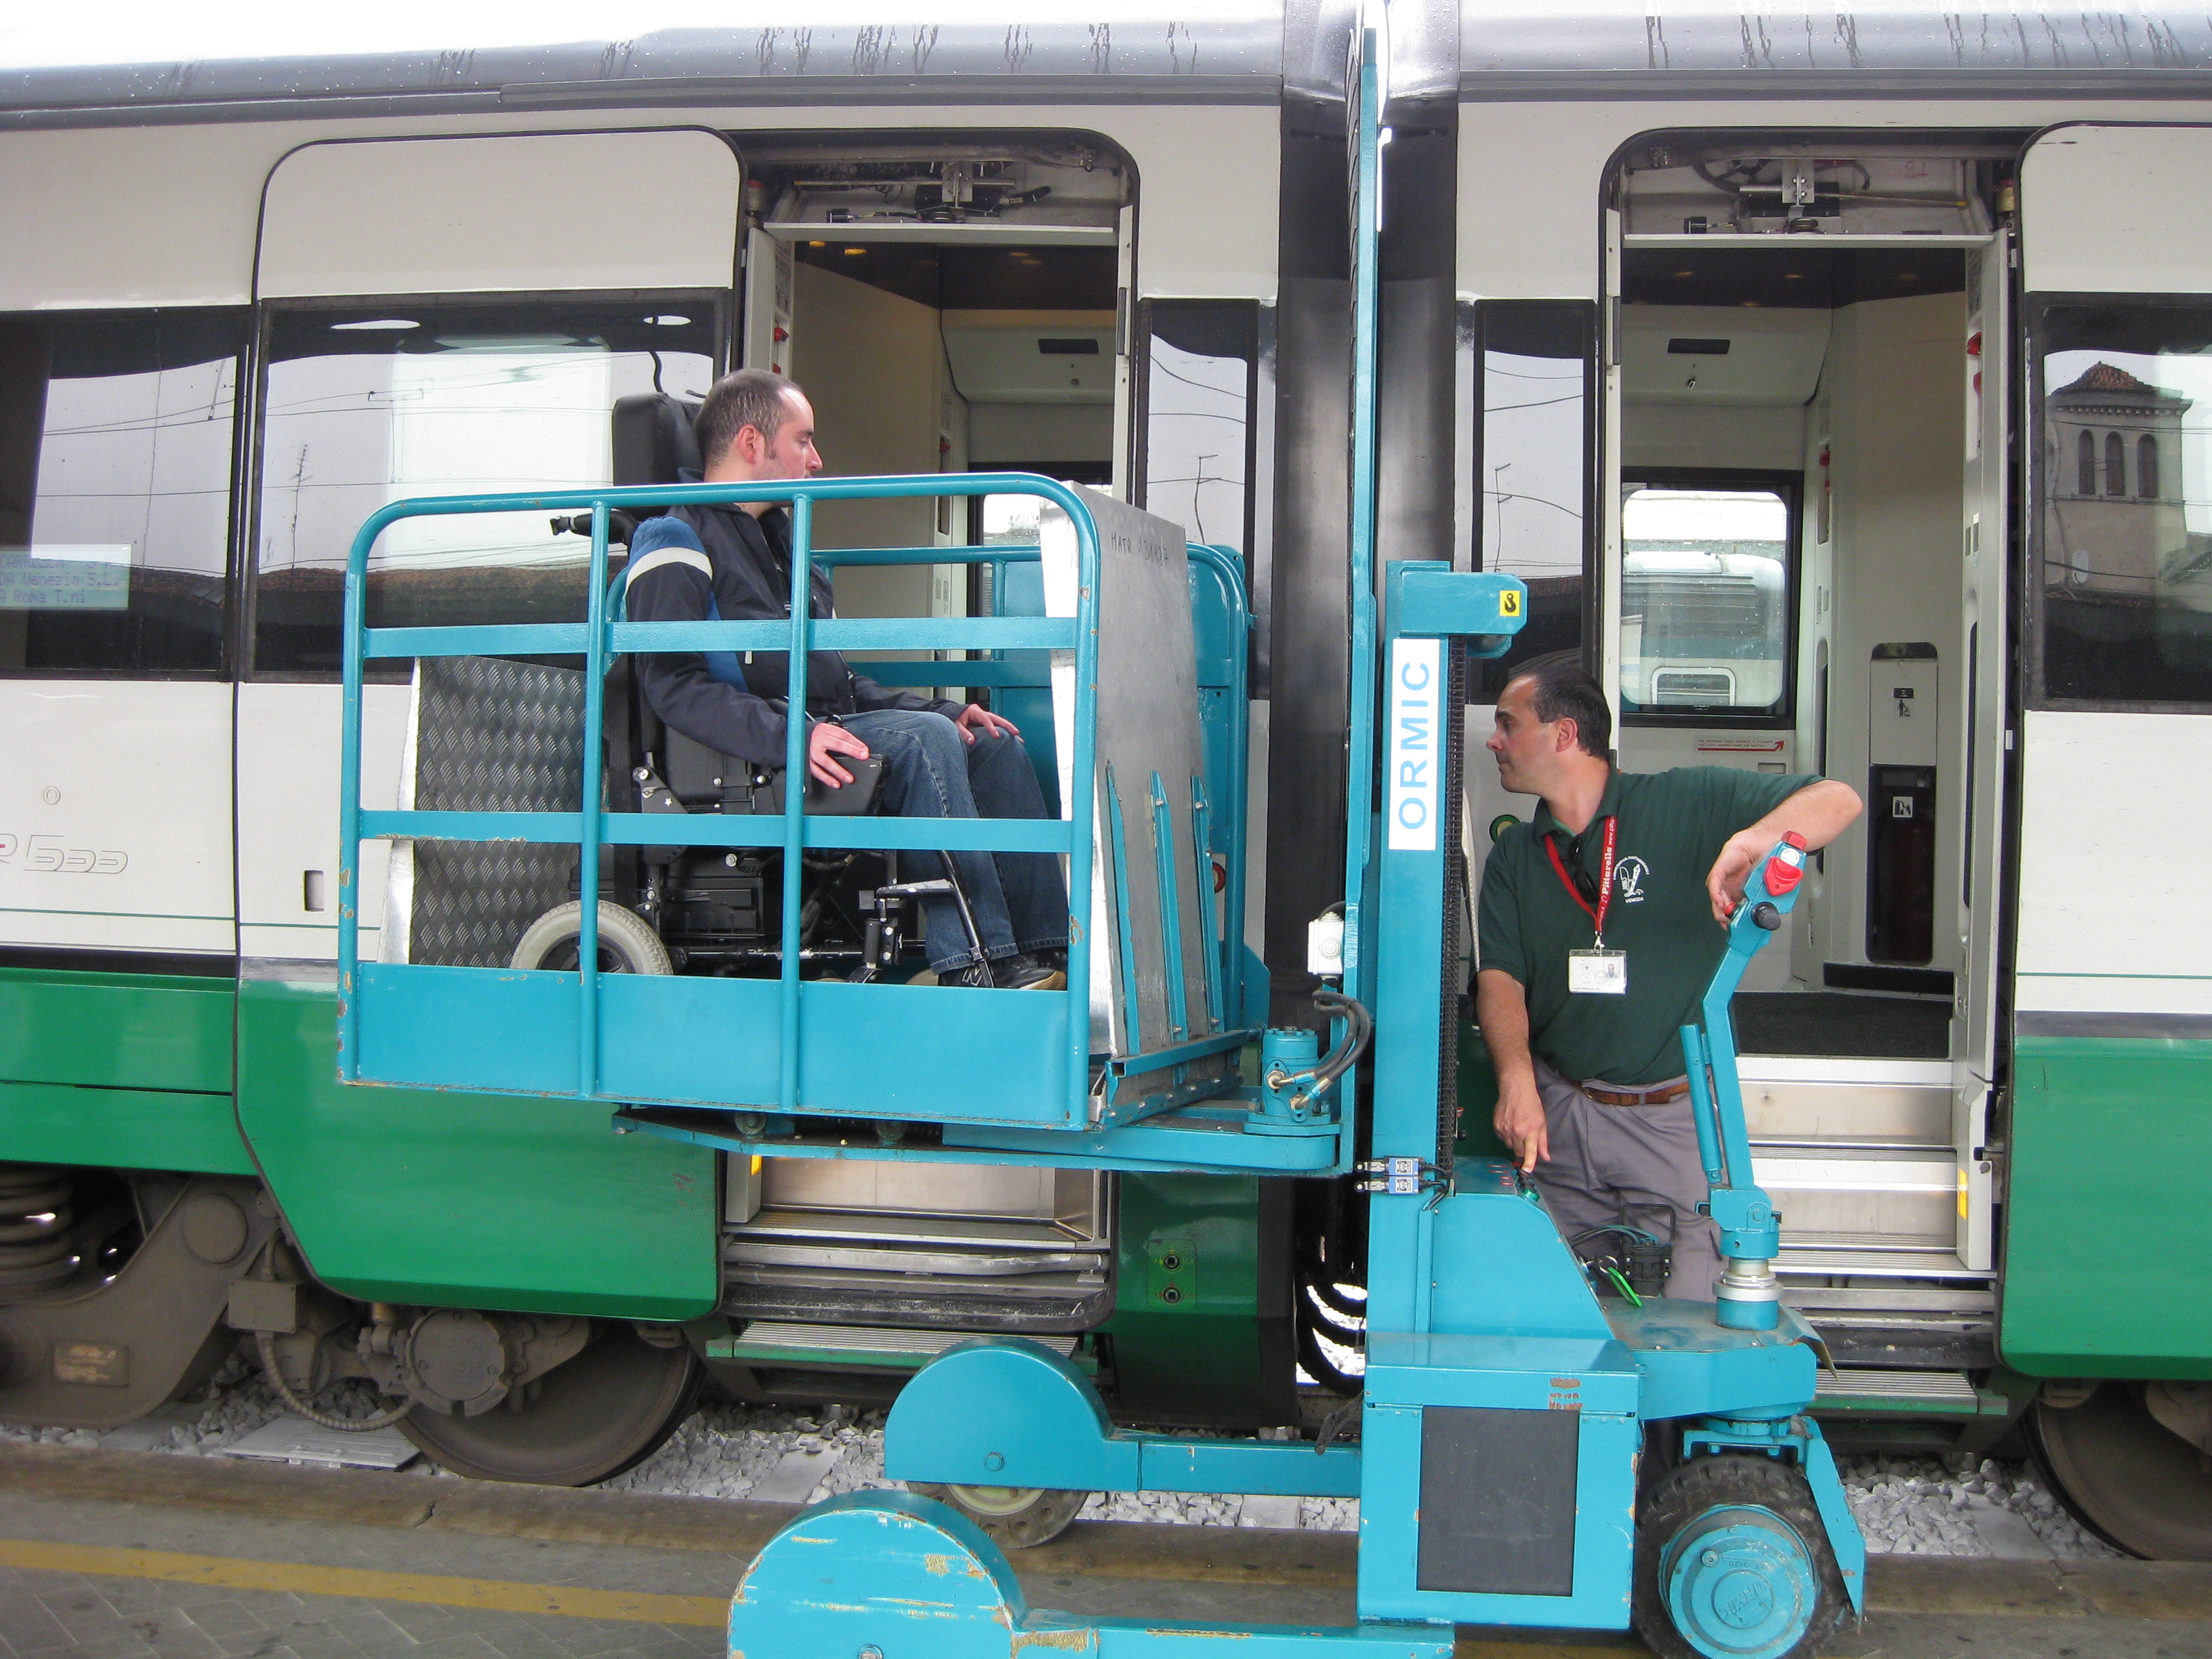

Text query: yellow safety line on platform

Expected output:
[0,1536,1645,1653]
[0,1537,730,1627]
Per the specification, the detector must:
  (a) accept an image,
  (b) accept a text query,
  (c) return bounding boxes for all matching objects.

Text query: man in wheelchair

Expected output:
[623,368,1067,991]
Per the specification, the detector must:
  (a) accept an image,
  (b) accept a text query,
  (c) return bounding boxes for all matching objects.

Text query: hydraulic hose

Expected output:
[255,1330,413,1433]
[1303,988,1374,1099]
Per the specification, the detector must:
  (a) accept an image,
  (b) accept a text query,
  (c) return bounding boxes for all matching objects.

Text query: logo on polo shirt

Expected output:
[1614,857,1651,903]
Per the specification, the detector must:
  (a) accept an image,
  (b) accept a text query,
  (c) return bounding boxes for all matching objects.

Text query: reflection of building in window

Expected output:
[2045,361,2190,602]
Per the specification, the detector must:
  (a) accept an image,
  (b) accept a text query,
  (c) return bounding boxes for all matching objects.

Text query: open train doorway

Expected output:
[1605,140,2014,1382]
[706,137,1145,1414]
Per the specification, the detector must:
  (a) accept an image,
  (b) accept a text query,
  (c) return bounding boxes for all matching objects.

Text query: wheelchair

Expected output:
[508,392,988,984]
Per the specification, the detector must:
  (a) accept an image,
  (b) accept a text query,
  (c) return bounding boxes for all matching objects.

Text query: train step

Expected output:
[1740,1054,1953,1146]
[711,1321,1086,1374]
[1753,1147,1960,1241]
[1774,1232,1990,1279]
[1812,1367,1991,1416]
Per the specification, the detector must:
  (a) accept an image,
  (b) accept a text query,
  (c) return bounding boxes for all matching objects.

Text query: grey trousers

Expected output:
[1530,1058,1724,1303]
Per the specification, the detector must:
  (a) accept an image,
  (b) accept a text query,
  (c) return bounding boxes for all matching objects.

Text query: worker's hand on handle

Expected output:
[808,720,872,788]
[1705,778,1866,926]
[1704,827,1774,928]
[952,703,1019,744]
[1493,1077,1550,1173]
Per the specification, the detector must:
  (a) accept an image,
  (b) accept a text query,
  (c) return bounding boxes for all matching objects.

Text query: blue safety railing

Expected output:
[335,473,1115,1130]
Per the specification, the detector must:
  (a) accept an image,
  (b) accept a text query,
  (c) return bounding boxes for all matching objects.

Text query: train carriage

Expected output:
[0,0,2208,1568]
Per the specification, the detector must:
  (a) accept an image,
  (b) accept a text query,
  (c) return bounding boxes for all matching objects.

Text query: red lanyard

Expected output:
[1544,815,1618,948]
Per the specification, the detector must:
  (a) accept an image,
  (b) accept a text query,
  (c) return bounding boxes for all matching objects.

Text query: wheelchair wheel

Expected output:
[511,901,672,975]
[908,1482,1087,1549]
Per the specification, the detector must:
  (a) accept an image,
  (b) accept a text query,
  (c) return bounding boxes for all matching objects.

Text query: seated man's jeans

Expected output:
[839,710,1068,973]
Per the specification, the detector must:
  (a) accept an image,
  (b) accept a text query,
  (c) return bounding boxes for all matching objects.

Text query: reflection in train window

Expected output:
[2039,302,2212,705]
[0,308,246,678]
[1471,300,1595,700]
[1620,484,1795,723]
[252,299,718,678]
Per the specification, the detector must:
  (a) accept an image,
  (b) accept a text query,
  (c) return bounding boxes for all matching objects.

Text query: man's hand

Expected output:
[1475,967,1547,1172]
[808,720,871,788]
[952,703,1019,744]
[1703,777,1864,926]
[1493,1077,1549,1172]
[1704,827,1771,927]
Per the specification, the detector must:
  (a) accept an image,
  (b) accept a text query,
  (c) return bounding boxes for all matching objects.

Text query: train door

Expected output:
[1605,140,2009,1374]
[239,129,744,970]
[1953,238,2009,1273]
[2001,125,2212,1556]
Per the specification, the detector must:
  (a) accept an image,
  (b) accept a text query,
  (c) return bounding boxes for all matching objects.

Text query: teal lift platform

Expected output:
[718,29,1864,1659]
[338,32,1864,1659]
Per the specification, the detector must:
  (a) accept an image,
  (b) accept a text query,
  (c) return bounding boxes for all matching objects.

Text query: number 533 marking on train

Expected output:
[0,834,128,874]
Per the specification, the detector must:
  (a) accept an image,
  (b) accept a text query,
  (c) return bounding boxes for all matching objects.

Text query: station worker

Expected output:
[622,368,1069,991]
[1474,658,1862,1301]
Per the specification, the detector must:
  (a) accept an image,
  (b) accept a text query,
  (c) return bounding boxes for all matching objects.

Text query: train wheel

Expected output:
[398,1322,699,1486]
[1633,1454,1848,1659]
[909,1482,1086,1549]
[2032,1383,2212,1560]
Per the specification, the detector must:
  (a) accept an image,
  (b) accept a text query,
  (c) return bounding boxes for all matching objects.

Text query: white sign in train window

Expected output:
[1387,637,1442,852]
[0,546,132,610]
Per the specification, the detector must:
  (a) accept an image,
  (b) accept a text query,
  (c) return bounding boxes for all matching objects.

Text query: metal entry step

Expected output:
[1814,1368,1985,1416]
[712,1321,1084,1373]
[1776,1232,1990,1279]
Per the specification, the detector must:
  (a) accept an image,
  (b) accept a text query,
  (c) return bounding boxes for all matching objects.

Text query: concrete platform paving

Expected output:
[0,1445,2205,1658]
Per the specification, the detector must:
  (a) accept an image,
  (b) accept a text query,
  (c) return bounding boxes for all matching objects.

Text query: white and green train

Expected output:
[0,0,2207,1560]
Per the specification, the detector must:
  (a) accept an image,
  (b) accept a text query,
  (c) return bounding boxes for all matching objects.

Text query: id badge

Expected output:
[1568,949,1627,996]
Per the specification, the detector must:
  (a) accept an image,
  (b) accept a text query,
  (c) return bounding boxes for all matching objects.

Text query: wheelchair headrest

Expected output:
[612,392,703,487]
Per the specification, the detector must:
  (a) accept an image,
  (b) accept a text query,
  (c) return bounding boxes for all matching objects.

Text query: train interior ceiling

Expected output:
[1610,145,2003,1062]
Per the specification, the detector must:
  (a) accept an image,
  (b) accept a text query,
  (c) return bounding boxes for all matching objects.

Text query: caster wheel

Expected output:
[909,1482,1086,1549]
[1633,1453,1848,1659]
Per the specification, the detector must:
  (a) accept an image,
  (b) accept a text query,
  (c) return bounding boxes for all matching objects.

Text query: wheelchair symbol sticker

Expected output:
[1500,590,1522,618]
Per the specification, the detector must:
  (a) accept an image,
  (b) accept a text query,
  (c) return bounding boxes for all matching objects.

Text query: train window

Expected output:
[0,308,246,678]
[1471,300,1595,700]
[2037,300,2212,707]
[251,298,719,679]
[1619,479,1797,725]
[1139,300,1258,558]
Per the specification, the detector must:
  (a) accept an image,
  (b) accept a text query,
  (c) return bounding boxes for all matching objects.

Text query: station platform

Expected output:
[0,1444,2207,1659]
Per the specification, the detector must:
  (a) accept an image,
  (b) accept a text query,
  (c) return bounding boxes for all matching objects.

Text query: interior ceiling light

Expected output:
[844,247,867,256]
[649,314,691,327]
[331,318,419,331]
[1674,270,1695,279]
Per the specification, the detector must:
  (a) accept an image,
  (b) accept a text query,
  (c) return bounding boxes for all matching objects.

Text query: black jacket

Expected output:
[624,498,962,767]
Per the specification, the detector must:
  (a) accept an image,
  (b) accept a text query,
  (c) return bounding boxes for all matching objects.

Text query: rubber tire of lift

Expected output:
[1632,1453,1849,1659]
[2031,1385,2212,1561]
[907,1483,1087,1549]
[397,1323,701,1487]
[510,901,672,975]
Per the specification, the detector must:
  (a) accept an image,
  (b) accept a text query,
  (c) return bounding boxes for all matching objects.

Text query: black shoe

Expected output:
[943,961,996,989]
[994,953,1067,991]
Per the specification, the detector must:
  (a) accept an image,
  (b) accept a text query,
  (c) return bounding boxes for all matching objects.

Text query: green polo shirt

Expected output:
[1477,766,1820,1087]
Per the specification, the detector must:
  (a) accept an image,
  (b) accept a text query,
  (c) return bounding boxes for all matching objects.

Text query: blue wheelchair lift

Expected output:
[331,33,1862,1659]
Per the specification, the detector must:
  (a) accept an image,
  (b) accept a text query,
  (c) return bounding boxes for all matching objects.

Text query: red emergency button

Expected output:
[1766,832,1808,896]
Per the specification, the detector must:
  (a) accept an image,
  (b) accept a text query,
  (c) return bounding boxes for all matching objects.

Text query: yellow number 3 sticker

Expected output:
[1500,589,1523,617]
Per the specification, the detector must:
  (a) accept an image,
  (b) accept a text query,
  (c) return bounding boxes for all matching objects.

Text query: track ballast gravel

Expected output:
[0,1354,2119,1560]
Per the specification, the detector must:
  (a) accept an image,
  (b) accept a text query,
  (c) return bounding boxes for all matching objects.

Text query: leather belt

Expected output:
[1578,1077,1690,1107]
